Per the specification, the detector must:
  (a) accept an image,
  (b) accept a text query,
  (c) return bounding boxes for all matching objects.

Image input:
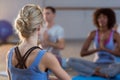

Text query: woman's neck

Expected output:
[19,33,38,48]
[99,26,108,33]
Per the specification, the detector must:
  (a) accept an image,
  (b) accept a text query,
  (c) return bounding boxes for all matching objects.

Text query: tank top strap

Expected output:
[96,30,98,37]
[105,30,114,44]
[14,46,41,69]
[8,47,15,68]
[110,30,114,39]
[94,30,98,43]
[29,50,47,68]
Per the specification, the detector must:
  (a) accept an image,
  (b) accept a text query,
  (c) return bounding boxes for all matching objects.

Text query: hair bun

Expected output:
[16,18,26,31]
[14,4,44,38]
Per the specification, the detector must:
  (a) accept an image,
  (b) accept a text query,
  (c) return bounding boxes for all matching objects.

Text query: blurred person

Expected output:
[6,4,71,80]
[113,23,120,34]
[38,6,65,65]
[67,8,120,78]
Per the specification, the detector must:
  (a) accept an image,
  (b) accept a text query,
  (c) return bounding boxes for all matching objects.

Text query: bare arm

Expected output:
[81,31,99,57]
[42,52,71,80]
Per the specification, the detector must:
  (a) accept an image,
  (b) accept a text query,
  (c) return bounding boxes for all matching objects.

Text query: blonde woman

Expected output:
[6,4,71,80]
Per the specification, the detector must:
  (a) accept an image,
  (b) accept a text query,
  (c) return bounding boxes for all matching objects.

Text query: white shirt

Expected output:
[39,24,64,55]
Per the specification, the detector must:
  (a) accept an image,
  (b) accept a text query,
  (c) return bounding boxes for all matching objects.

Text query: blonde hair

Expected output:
[15,4,43,39]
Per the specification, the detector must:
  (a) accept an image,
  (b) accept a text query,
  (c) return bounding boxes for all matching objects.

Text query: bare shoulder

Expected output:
[87,30,96,39]
[114,31,120,36]
[113,31,120,41]
[43,52,55,58]
[113,31,120,38]
[90,30,96,36]
[41,52,58,63]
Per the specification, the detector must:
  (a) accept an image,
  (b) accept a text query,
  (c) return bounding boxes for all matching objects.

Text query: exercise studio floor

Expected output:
[0,40,95,80]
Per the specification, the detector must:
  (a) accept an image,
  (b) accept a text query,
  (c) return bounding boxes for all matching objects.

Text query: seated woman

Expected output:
[67,8,120,78]
[6,4,71,80]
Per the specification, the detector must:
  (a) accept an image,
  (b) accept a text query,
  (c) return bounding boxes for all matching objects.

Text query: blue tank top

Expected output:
[94,30,116,63]
[8,47,48,80]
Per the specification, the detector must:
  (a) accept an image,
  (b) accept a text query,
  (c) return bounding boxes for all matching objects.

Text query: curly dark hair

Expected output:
[93,8,116,29]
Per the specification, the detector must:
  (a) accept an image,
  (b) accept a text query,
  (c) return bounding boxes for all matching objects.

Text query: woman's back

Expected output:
[8,46,48,80]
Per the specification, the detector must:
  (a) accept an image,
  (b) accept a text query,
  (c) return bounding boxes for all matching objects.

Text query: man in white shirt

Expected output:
[39,6,65,65]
